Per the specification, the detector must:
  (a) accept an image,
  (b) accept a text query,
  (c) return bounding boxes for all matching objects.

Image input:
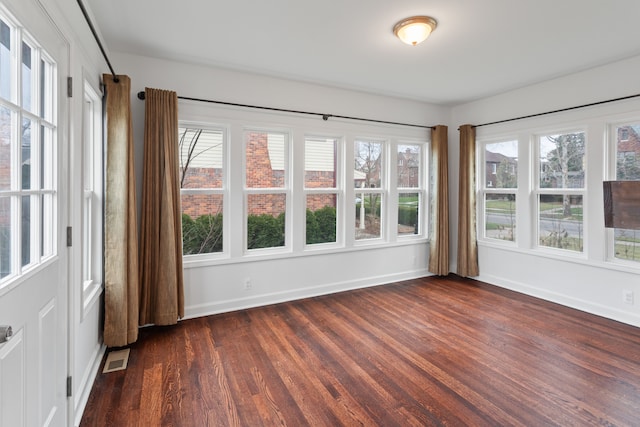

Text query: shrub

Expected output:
[247,213,285,249]
[306,206,336,244]
[182,213,223,255]
[398,205,418,227]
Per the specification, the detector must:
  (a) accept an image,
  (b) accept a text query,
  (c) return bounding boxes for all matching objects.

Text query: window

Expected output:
[305,136,339,246]
[179,126,225,256]
[354,139,384,240]
[480,140,518,242]
[245,130,288,250]
[81,81,103,310]
[611,123,640,262]
[397,143,424,236]
[536,131,585,252]
[178,109,429,264]
[0,16,56,283]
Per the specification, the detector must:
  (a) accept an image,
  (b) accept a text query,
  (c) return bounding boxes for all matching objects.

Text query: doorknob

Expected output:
[0,325,12,343]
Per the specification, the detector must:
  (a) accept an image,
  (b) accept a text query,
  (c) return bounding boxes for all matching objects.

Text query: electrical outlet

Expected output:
[623,290,634,305]
[244,277,252,290]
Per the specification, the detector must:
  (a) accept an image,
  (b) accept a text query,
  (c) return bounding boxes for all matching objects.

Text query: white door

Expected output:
[0,0,69,426]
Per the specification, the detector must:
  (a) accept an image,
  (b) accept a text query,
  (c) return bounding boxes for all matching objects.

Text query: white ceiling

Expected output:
[84,0,640,106]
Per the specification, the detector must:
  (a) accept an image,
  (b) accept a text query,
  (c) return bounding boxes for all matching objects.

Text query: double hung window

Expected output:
[179,126,225,255]
[305,136,339,246]
[245,130,289,251]
[536,131,585,252]
[611,123,640,262]
[480,140,518,242]
[396,143,425,236]
[354,139,385,241]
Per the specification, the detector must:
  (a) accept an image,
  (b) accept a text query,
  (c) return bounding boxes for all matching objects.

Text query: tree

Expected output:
[179,128,224,254]
[354,141,382,232]
[541,132,585,216]
[496,158,517,188]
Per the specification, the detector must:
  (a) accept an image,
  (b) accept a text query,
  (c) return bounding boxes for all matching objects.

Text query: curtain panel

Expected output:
[103,75,139,347]
[457,124,479,277]
[139,87,185,325]
[428,125,450,275]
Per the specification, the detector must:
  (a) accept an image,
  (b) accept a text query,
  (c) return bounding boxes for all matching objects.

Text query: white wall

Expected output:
[451,55,640,327]
[113,52,448,318]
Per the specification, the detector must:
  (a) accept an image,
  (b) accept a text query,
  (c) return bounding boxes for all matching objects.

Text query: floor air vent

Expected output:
[102,348,130,373]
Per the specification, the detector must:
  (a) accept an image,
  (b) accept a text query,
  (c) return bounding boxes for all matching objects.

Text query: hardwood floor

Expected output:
[80,275,640,426]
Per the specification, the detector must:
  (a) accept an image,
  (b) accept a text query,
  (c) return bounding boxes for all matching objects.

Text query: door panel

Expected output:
[0,329,25,426]
[0,0,69,425]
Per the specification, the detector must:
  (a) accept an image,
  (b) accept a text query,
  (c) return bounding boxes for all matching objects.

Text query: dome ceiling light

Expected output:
[393,16,437,46]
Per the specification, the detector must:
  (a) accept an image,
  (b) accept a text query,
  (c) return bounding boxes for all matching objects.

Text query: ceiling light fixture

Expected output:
[393,16,437,46]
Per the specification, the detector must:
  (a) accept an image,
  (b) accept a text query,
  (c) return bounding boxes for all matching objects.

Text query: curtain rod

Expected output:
[76,0,119,83]
[137,91,434,129]
[472,92,640,129]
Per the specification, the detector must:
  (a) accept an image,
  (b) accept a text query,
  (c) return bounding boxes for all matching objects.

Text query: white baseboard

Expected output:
[74,343,107,427]
[477,273,640,328]
[184,268,431,320]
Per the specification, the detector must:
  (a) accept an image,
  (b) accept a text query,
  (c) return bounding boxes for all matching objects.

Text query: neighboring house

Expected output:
[397,147,419,188]
[485,150,517,188]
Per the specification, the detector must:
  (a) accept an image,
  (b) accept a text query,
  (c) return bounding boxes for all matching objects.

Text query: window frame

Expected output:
[606,121,640,265]
[80,79,103,315]
[243,127,291,254]
[395,140,428,240]
[353,137,386,243]
[303,134,342,249]
[178,122,229,260]
[477,138,519,245]
[0,13,57,288]
[534,129,587,255]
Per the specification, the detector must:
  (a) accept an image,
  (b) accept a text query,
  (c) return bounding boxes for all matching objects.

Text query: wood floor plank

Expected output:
[80,275,640,426]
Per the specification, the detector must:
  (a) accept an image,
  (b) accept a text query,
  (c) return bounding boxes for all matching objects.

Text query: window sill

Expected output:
[183,238,429,269]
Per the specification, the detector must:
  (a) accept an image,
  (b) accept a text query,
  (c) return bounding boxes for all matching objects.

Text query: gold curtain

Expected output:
[457,124,479,277]
[139,87,185,325]
[428,125,449,275]
[103,75,139,347]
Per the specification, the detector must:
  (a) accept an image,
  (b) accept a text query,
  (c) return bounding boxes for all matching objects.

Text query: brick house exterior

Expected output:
[180,131,338,218]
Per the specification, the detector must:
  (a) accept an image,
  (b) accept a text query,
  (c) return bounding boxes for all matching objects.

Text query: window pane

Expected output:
[485,141,517,188]
[21,194,30,266]
[398,192,419,236]
[615,125,640,180]
[614,124,640,262]
[0,20,11,101]
[41,125,53,189]
[397,144,420,188]
[179,127,224,189]
[539,132,585,189]
[41,193,53,258]
[305,137,336,188]
[0,106,11,191]
[21,41,33,113]
[21,117,32,190]
[247,193,285,249]
[614,228,640,262]
[354,140,383,188]
[538,194,583,252]
[485,193,516,241]
[246,131,286,188]
[0,196,11,279]
[306,194,336,244]
[355,192,382,240]
[181,194,223,255]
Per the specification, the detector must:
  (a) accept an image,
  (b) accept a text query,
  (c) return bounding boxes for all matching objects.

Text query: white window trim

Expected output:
[80,79,103,316]
[178,121,230,262]
[534,129,587,256]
